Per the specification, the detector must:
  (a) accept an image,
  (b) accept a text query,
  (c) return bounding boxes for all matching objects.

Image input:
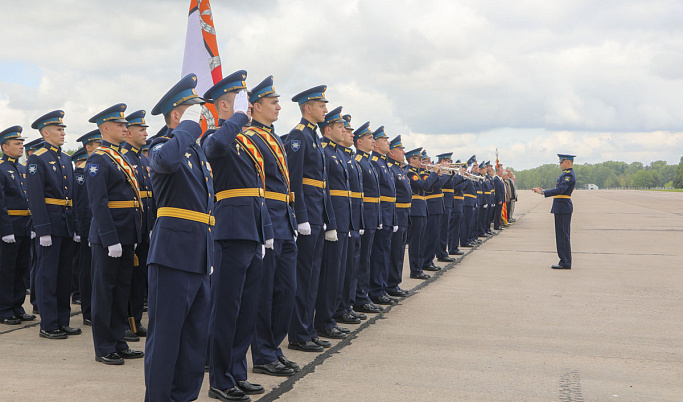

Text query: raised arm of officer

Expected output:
[202,90,250,159]
[149,104,204,174]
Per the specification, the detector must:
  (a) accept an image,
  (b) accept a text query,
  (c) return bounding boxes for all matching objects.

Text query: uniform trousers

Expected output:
[29,240,37,310]
[288,224,324,343]
[460,206,474,246]
[421,213,442,268]
[209,240,263,390]
[408,216,426,276]
[315,232,348,331]
[449,208,463,252]
[493,203,503,230]
[78,242,92,321]
[144,264,210,402]
[369,226,392,298]
[554,213,572,267]
[436,207,452,259]
[387,225,408,293]
[336,230,360,315]
[0,235,30,320]
[131,240,149,326]
[35,236,75,331]
[469,207,479,243]
[354,228,376,307]
[91,243,134,356]
[252,238,297,365]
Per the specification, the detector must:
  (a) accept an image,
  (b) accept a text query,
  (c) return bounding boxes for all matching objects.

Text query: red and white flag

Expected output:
[181,0,222,131]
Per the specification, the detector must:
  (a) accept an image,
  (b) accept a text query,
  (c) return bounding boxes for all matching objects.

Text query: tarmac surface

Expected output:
[1,190,682,401]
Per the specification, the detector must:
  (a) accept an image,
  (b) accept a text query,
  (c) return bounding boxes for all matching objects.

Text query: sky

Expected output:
[1,0,683,170]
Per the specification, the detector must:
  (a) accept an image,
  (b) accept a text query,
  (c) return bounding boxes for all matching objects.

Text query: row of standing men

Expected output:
[0,70,517,402]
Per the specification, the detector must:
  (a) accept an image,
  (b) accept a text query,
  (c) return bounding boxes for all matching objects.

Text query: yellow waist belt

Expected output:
[7,209,31,216]
[45,198,72,207]
[330,190,352,197]
[216,188,264,202]
[107,200,140,208]
[139,191,153,198]
[380,196,396,203]
[265,191,293,203]
[553,195,571,199]
[350,192,363,199]
[363,196,380,203]
[476,191,483,194]
[426,194,444,200]
[157,207,215,226]
[464,194,477,199]
[396,202,412,208]
[412,195,426,201]
[442,189,454,193]
[453,196,465,200]
[485,191,492,195]
[302,178,326,188]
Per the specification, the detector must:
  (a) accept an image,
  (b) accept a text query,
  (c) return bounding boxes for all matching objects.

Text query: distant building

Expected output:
[585,184,599,190]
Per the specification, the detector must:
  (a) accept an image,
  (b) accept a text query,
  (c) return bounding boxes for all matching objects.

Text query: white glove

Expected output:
[378,224,383,230]
[323,223,327,231]
[392,225,398,233]
[483,204,488,209]
[325,230,338,242]
[265,238,274,249]
[149,231,153,239]
[261,245,266,259]
[2,234,16,243]
[39,235,52,247]
[298,222,312,236]
[233,90,249,115]
[359,229,365,236]
[73,234,81,243]
[31,231,36,239]
[179,104,203,124]
[348,232,352,238]
[134,243,138,250]
[108,243,123,258]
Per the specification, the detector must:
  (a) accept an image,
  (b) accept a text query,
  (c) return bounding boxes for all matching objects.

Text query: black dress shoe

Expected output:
[336,325,350,333]
[236,380,264,395]
[123,329,140,342]
[253,360,294,377]
[387,289,408,298]
[353,303,382,314]
[349,309,367,320]
[278,355,301,372]
[551,265,571,269]
[83,318,92,326]
[2,316,21,325]
[449,250,465,256]
[334,312,360,324]
[371,295,396,306]
[39,329,67,339]
[288,341,323,352]
[461,243,474,248]
[18,313,36,321]
[385,294,400,302]
[410,272,431,280]
[95,352,124,365]
[135,325,147,337]
[311,337,332,348]
[59,326,82,335]
[437,256,455,262]
[118,348,144,359]
[317,327,346,339]
[423,265,441,272]
[208,386,249,401]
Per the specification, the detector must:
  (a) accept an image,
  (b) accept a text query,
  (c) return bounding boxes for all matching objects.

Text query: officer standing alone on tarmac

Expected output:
[532,154,576,269]
[0,126,35,326]
[27,110,80,340]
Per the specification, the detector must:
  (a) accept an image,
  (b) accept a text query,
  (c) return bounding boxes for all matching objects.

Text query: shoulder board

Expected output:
[0,160,3,164]
[295,124,306,131]
[355,155,362,162]
[34,148,47,156]
[388,162,393,167]
[93,150,105,155]
[121,149,129,154]
[322,142,328,148]
[371,156,378,162]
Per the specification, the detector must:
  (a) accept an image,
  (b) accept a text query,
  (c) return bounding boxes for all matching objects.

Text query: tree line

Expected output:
[513,157,683,190]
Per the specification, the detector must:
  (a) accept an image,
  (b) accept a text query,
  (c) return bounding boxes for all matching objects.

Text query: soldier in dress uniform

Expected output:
[316,106,350,341]
[285,85,337,353]
[333,114,366,324]
[448,160,467,256]
[27,110,80,339]
[493,163,506,230]
[435,153,457,263]
[351,122,383,314]
[246,76,300,378]
[202,70,272,401]
[460,156,478,248]
[86,104,144,365]
[386,135,411,298]
[369,126,398,306]
[122,109,154,340]
[406,148,440,279]
[0,126,35,325]
[23,137,44,312]
[421,150,446,272]
[532,154,576,269]
[144,74,214,401]
[477,162,490,238]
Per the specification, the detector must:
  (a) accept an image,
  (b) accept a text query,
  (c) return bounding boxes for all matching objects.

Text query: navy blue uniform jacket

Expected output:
[355,151,380,229]
[123,143,156,235]
[340,146,363,231]
[322,138,351,233]
[73,164,91,239]
[544,168,576,214]
[388,158,411,227]
[371,152,397,227]
[0,156,31,237]
[406,166,439,217]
